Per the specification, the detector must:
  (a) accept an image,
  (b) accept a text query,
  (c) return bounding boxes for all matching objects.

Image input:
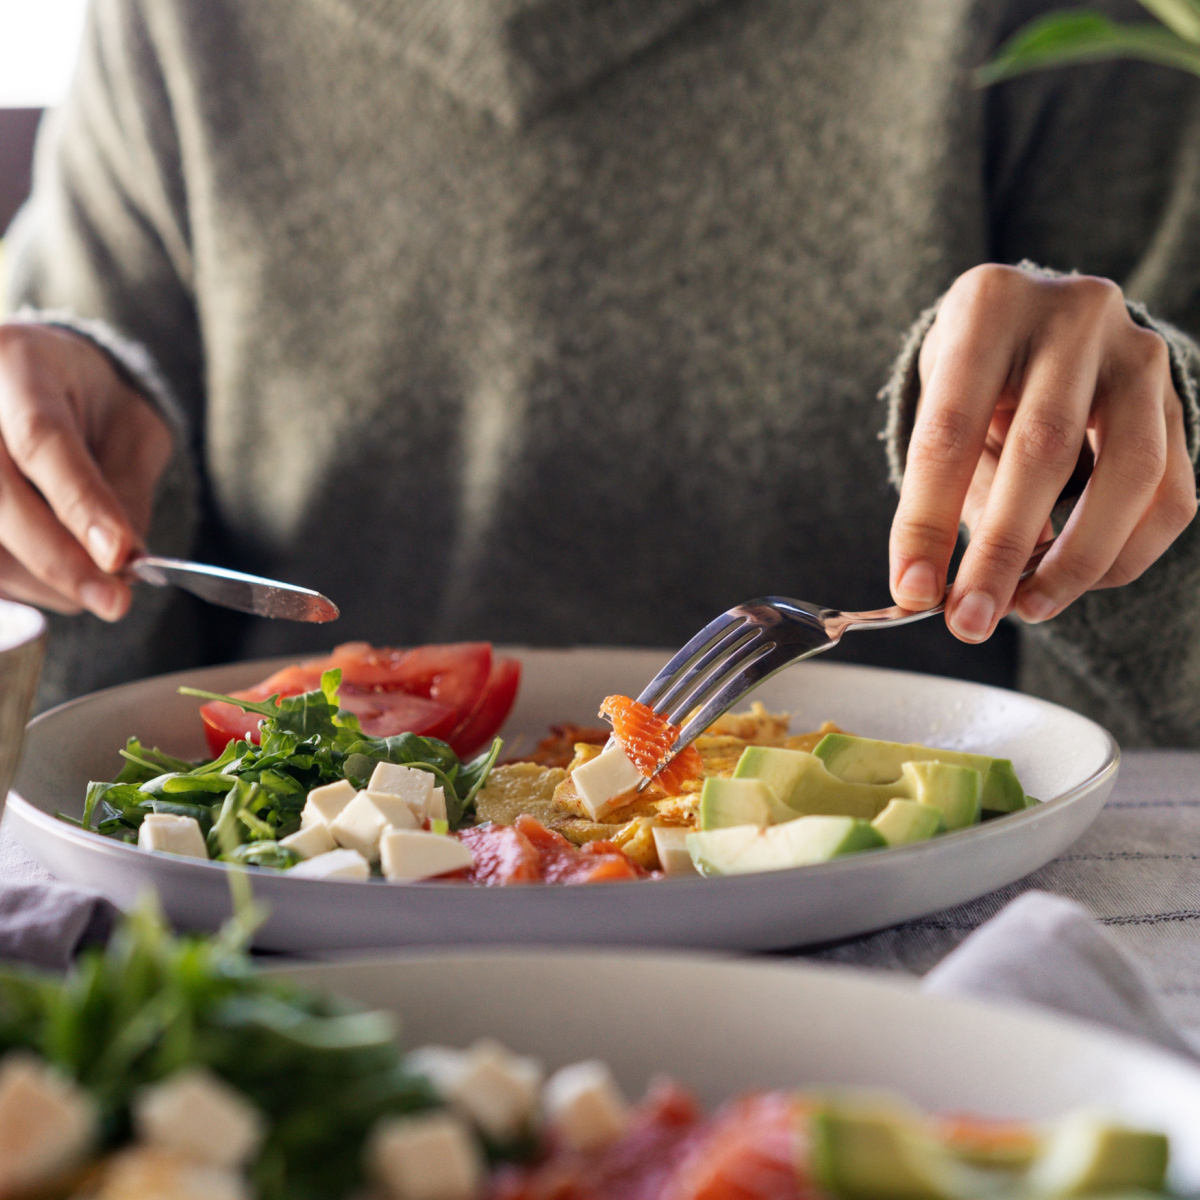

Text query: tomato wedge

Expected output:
[452,657,521,758]
[198,642,517,759]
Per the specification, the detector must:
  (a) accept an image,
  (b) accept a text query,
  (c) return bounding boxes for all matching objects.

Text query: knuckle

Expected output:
[1012,412,1078,471]
[5,405,61,466]
[948,264,1024,320]
[1113,431,1168,492]
[1127,325,1170,375]
[1062,273,1122,314]
[1160,476,1198,532]
[1054,544,1112,590]
[892,513,957,559]
[913,406,976,465]
[970,528,1032,576]
[1102,557,1143,589]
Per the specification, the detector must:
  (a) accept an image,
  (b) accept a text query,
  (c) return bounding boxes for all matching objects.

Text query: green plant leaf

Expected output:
[977,10,1200,86]
[1139,0,1200,43]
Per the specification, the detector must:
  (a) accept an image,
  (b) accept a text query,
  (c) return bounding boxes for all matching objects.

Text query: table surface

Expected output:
[4,749,1199,1036]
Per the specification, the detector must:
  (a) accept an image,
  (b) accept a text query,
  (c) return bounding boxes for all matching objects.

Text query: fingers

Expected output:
[0,546,84,615]
[946,315,1101,641]
[0,433,131,621]
[1017,362,1195,614]
[890,270,1023,608]
[0,366,139,574]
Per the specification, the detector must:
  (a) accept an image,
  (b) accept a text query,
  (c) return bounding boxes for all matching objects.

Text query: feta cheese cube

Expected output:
[138,813,209,859]
[365,790,422,830]
[543,1061,629,1152]
[94,1147,250,1200]
[380,830,474,882]
[369,762,435,815]
[279,822,336,860]
[330,791,391,860]
[448,1041,542,1142]
[369,1111,483,1200]
[302,779,357,828]
[134,1067,265,1169]
[652,826,700,876]
[428,787,448,823]
[0,1053,97,1194]
[288,847,371,880]
[570,744,643,821]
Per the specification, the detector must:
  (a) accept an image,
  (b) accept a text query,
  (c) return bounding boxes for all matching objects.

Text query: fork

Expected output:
[634,539,1054,782]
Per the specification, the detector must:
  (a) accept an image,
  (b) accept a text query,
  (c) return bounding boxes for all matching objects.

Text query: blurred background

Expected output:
[0,0,87,303]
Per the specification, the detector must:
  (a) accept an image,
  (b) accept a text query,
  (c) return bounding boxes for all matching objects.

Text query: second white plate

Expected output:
[5,649,1118,953]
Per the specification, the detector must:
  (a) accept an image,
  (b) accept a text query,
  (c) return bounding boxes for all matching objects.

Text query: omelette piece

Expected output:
[472,707,845,871]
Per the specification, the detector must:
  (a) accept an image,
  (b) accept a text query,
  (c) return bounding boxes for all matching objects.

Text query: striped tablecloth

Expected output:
[3,750,1199,1036]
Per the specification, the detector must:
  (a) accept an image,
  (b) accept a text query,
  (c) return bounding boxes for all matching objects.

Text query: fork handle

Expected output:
[834,537,1056,634]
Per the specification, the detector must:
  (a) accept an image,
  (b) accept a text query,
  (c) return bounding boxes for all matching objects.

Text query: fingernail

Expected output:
[79,580,123,621]
[896,561,941,607]
[86,524,120,570]
[1018,591,1057,624]
[949,592,995,641]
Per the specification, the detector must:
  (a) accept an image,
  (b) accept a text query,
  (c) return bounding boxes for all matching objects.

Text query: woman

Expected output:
[2,0,1197,744]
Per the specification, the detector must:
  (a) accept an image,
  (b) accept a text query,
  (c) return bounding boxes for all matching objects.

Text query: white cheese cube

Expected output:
[301,779,357,828]
[365,790,422,830]
[369,762,435,815]
[428,786,448,823]
[330,791,390,860]
[280,822,336,860]
[381,830,474,881]
[369,1111,483,1200]
[571,744,643,821]
[0,1053,97,1194]
[405,1046,468,1097]
[448,1040,542,1142]
[94,1147,250,1200]
[652,826,700,876]
[134,1067,265,1169]
[543,1061,629,1152]
[288,847,371,880]
[138,813,209,859]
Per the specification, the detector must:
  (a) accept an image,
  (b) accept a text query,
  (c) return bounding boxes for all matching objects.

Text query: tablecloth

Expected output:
[4,749,1199,1037]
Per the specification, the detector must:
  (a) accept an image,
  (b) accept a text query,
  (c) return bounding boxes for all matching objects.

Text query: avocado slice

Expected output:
[814,733,1026,814]
[1027,1113,1169,1196]
[686,816,885,875]
[810,1099,971,1200]
[734,747,902,820]
[900,761,982,831]
[872,798,945,846]
[699,776,799,830]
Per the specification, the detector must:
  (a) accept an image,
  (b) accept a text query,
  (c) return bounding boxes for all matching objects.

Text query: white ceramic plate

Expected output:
[4,649,1118,953]
[271,951,1200,1192]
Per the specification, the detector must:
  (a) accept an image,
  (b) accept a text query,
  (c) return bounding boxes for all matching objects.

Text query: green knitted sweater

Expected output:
[9,0,1200,744]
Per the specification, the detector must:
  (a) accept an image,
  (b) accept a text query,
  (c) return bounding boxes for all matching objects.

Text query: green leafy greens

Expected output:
[0,899,436,1200]
[72,669,502,863]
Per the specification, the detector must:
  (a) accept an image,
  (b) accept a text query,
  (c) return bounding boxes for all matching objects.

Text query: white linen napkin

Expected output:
[922,890,1194,1058]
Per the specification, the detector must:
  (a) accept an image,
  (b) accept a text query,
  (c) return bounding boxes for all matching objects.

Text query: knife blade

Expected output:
[126,555,340,623]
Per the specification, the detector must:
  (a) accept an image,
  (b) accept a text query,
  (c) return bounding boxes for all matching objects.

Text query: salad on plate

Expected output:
[0,905,1174,1200]
[68,642,1039,885]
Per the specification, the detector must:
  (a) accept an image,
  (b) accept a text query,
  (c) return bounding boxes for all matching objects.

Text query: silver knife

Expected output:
[126,555,340,623]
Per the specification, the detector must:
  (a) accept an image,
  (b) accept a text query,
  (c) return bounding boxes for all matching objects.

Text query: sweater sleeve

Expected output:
[881,31,1200,745]
[4,0,203,710]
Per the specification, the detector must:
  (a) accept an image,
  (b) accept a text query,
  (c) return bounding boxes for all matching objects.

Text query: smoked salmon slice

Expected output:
[599,695,703,795]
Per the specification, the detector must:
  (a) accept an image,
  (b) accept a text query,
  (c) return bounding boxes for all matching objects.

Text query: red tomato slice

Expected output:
[450,657,521,758]
[198,642,507,759]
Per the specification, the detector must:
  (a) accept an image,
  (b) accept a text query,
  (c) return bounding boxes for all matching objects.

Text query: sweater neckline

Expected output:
[326,0,722,125]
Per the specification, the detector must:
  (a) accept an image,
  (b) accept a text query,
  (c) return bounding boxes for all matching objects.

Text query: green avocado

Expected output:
[814,733,1027,814]
[810,1099,969,1200]
[686,816,885,875]
[698,776,800,830]
[900,761,982,831]
[734,746,901,820]
[1028,1113,1169,1196]
[871,798,945,846]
